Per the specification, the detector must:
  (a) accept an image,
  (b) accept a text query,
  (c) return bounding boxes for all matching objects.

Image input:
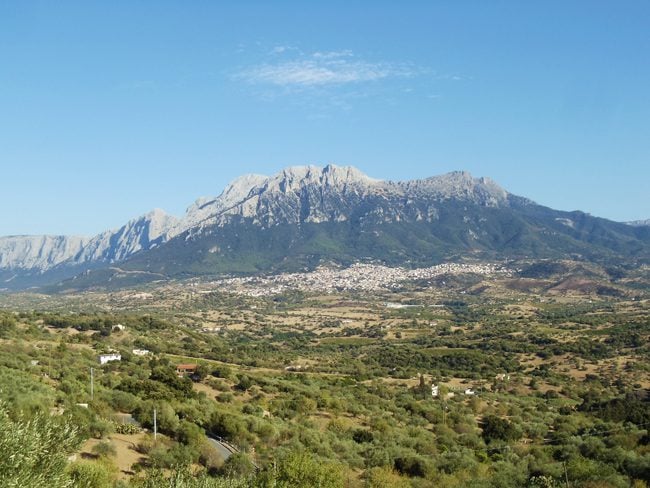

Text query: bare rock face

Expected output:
[0,209,180,272]
[78,209,181,263]
[179,165,383,228]
[0,235,89,271]
[0,164,510,275]
[401,171,508,207]
[2,163,649,291]
[181,164,508,229]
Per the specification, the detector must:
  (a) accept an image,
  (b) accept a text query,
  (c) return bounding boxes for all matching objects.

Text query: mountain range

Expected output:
[1,164,649,291]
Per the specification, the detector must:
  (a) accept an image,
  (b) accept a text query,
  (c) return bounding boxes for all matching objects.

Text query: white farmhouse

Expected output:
[132,349,151,356]
[99,352,121,365]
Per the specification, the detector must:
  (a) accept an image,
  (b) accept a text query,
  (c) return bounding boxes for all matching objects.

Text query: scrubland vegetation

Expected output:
[0,275,648,487]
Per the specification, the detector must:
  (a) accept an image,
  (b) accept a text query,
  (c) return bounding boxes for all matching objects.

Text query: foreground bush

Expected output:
[0,403,82,488]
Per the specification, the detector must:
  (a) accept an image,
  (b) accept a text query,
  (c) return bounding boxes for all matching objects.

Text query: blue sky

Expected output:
[1,1,649,236]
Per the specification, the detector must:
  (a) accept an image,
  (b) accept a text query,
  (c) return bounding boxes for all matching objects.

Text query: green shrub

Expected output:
[91,440,117,458]
[0,403,82,488]
[67,460,116,488]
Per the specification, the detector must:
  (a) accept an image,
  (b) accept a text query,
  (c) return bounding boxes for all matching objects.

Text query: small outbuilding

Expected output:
[176,364,198,377]
[99,352,121,365]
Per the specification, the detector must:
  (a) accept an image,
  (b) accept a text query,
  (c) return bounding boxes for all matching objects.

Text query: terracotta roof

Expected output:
[176,363,198,370]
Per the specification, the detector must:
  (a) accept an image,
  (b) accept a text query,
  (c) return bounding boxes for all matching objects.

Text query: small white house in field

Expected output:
[99,352,121,365]
[112,324,125,332]
[132,349,151,356]
[464,388,476,396]
[431,384,439,398]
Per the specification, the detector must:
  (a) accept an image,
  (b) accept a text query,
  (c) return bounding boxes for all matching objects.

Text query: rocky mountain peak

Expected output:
[2,163,649,292]
[133,208,179,242]
[0,235,89,271]
[218,174,269,207]
[321,163,382,188]
[261,164,380,194]
[182,173,267,229]
[0,164,516,280]
[402,170,508,206]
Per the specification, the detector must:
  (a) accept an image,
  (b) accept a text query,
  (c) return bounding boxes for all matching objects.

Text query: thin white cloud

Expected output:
[312,50,353,59]
[270,45,301,55]
[237,50,415,88]
[231,47,465,114]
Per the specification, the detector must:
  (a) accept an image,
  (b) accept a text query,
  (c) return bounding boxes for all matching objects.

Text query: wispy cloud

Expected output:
[237,50,415,88]
[312,50,353,59]
[231,47,464,116]
[269,45,300,55]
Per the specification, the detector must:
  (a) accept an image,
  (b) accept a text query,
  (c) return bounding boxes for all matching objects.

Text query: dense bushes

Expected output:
[579,391,650,426]
[0,296,648,487]
[481,416,522,444]
[0,403,82,488]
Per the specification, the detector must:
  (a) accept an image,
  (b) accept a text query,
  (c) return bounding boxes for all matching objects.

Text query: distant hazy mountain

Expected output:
[0,209,180,289]
[0,209,178,271]
[1,164,649,291]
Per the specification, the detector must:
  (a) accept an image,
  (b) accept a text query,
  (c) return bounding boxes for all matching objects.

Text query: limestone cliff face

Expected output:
[0,209,179,272]
[0,235,89,271]
[14,163,634,292]
[182,165,509,230]
[0,164,513,275]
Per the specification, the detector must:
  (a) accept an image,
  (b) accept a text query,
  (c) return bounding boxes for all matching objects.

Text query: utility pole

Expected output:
[153,408,157,441]
[563,461,570,488]
[90,367,94,401]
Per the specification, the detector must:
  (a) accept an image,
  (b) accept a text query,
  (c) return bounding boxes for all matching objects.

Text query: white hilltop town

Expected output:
[193,262,510,297]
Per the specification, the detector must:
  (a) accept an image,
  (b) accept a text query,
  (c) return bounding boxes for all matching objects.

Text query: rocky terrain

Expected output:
[1,165,504,273]
[1,164,649,291]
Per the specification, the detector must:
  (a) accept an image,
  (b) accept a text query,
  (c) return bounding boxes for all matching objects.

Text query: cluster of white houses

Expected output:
[203,262,508,297]
[430,373,510,398]
[431,384,476,398]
